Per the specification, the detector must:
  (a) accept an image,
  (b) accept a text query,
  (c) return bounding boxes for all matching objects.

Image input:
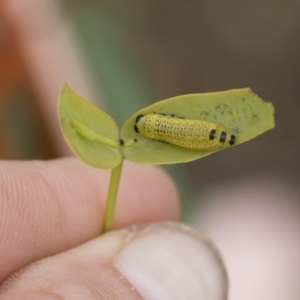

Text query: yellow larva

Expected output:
[134,114,236,150]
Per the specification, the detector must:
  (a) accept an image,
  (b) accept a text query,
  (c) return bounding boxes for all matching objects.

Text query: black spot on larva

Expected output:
[229,135,236,146]
[209,129,216,140]
[134,138,137,142]
[220,131,227,143]
[135,115,144,123]
[134,124,139,133]
[119,139,124,146]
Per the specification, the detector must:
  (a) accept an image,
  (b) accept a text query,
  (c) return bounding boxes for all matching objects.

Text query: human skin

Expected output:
[0,158,227,300]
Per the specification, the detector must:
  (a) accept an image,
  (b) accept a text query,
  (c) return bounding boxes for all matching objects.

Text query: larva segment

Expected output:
[134,114,236,151]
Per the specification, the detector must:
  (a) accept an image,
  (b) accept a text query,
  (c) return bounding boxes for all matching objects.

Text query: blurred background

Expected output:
[1,0,300,299]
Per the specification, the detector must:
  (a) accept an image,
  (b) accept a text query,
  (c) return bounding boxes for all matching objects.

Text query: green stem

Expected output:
[103,159,124,233]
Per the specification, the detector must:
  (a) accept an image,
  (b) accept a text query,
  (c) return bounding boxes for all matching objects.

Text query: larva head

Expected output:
[134,115,144,133]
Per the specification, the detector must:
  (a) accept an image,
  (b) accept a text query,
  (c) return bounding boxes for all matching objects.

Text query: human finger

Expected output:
[0,158,180,283]
[0,222,227,300]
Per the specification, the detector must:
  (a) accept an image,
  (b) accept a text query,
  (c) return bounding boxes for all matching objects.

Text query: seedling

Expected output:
[59,85,275,232]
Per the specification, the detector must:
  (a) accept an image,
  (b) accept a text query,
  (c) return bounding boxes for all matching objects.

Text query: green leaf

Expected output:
[59,84,122,169]
[120,88,275,165]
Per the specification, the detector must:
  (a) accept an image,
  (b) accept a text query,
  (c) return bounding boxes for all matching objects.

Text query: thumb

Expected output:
[0,222,228,300]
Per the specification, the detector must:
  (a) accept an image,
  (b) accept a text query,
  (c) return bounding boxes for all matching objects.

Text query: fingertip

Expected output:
[0,222,227,300]
[115,222,228,300]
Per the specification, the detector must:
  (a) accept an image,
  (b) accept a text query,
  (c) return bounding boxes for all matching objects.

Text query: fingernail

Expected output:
[115,222,228,300]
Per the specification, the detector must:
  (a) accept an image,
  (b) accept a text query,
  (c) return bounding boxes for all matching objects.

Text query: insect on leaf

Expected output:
[120,88,275,165]
[59,84,122,169]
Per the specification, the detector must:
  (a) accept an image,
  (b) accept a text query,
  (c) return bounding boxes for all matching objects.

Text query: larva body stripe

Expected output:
[134,114,236,150]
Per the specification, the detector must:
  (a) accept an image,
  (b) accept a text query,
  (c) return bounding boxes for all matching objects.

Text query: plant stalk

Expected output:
[103,160,124,233]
